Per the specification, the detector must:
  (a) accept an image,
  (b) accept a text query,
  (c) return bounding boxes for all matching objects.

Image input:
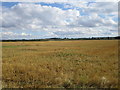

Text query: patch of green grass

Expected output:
[2,45,28,48]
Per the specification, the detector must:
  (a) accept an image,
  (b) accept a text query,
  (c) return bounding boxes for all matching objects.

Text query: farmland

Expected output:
[2,40,118,88]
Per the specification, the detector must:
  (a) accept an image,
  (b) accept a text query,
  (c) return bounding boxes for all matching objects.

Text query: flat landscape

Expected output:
[2,40,118,88]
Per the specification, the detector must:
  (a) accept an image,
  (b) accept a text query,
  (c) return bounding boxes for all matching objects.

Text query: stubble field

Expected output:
[2,40,118,88]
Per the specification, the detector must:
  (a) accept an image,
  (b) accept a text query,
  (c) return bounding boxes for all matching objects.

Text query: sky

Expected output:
[0,1,118,40]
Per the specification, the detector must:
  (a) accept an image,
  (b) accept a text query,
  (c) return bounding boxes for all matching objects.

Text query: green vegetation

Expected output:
[1,36,120,42]
[2,40,118,88]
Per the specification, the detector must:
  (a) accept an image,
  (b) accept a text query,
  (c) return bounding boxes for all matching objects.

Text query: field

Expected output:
[2,40,118,88]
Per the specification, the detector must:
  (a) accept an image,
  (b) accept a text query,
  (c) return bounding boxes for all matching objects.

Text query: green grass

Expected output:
[2,45,28,48]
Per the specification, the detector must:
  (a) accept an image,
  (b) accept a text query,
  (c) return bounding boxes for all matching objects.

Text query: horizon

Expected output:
[1,36,119,40]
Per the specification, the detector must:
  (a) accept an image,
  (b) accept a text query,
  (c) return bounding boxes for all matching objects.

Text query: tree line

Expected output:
[1,36,120,42]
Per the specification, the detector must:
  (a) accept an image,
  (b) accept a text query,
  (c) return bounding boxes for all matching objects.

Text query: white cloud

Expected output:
[2,32,32,39]
[2,3,80,29]
[1,2,118,39]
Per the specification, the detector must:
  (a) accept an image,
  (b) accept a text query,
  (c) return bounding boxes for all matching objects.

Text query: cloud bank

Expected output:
[1,2,118,39]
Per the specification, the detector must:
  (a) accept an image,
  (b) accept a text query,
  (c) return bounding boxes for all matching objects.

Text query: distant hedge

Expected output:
[1,36,120,42]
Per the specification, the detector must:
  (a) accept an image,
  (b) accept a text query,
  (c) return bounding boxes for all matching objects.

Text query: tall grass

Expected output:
[2,40,118,88]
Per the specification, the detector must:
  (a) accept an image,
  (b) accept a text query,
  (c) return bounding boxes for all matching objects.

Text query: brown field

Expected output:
[2,40,118,88]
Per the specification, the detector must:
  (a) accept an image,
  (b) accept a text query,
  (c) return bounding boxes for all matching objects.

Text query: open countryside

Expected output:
[2,40,118,88]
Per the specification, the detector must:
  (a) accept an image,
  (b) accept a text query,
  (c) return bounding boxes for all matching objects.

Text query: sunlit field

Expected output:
[2,40,118,88]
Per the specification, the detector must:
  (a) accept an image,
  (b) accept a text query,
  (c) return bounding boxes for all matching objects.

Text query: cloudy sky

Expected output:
[1,1,118,40]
